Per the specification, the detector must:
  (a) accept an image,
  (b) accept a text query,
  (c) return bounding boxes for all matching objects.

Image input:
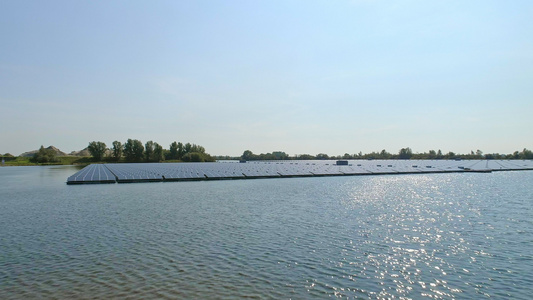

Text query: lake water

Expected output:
[1,166,532,299]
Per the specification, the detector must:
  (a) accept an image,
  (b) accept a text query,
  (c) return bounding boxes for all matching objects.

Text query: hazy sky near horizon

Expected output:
[1,0,532,157]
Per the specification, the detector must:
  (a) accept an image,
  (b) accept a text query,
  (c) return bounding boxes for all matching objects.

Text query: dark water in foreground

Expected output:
[1,166,532,299]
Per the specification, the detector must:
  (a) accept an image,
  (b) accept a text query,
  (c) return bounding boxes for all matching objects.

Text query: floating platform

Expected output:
[66,160,533,185]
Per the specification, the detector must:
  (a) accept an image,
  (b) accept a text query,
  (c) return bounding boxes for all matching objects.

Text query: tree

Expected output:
[520,148,533,159]
[316,153,329,160]
[380,149,391,159]
[31,145,58,163]
[398,147,413,159]
[124,139,144,162]
[184,143,192,154]
[484,153,496,160]
[298,154,315,160]
[88,141,107,161]
[177,142,185,159]
[153,142,164,162]
[272,151,289,160]
[446,151,456,159]
[145,141,154,162]
[181,152,215,162]
[112,141,123,161]
[242,150,254,160]
[169,142,179,160]
[124,139,134,161]
[190,144,205,154]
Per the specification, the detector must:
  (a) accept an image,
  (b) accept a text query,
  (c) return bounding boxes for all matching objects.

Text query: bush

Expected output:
[181,152,216,162]
[30,146,59,163]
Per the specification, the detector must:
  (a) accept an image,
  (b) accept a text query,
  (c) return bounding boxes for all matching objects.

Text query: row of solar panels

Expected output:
[66,160,533,184]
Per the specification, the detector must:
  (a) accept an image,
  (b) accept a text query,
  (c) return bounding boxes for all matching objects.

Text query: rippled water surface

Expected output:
[1,166,532,299]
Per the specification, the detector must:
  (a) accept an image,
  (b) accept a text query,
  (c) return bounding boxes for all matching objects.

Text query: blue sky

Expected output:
[1,0,532,156]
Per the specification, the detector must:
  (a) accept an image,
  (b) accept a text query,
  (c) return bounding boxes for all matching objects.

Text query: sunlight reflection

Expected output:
[342,175,436,209]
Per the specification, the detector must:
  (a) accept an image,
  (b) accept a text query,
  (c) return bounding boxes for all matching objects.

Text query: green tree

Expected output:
[177,142,185,159]
[145,141,154,162]
[133,140,144,161]
[31,145,58,163]
[380,149,391,159]
[398,147,413,159]
[272,151,288,160]
[297,154,315,160]
[181,152,215,162]
[316,153,329,160]
[446,151,456,159]
[124,139,144,162]
[242,150,254,160]
[485,153,496,159]
[124,139,134,161]
[190,144,205,153]
[88,141,107,161]
[153,142,164,162]
[520,148,533,159]
[169,141,179,160]
[184,143,192,154]
[112,141,123,161]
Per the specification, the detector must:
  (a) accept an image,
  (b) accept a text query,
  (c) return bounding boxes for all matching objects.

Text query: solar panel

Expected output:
[66,164,116,184]
[66,159,533,184]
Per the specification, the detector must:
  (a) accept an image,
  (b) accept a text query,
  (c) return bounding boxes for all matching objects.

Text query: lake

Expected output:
[1,165,532,299]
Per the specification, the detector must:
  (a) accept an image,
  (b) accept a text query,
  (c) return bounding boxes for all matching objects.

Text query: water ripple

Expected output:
[1,168,532,298]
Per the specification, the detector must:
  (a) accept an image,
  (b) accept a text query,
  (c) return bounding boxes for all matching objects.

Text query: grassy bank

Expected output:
[2,156,93,166]
[1,156,187,166]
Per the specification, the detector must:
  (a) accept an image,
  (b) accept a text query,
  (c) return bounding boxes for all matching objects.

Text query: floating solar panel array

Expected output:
[66,160,533,184]
[66,164,117,184]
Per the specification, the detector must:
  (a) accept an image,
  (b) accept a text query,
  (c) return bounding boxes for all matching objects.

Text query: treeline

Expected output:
[18,145,533,164]
[241,150,290,161]
[1,153,17,162]
[86,139,215,163]
[238,148,533,161]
